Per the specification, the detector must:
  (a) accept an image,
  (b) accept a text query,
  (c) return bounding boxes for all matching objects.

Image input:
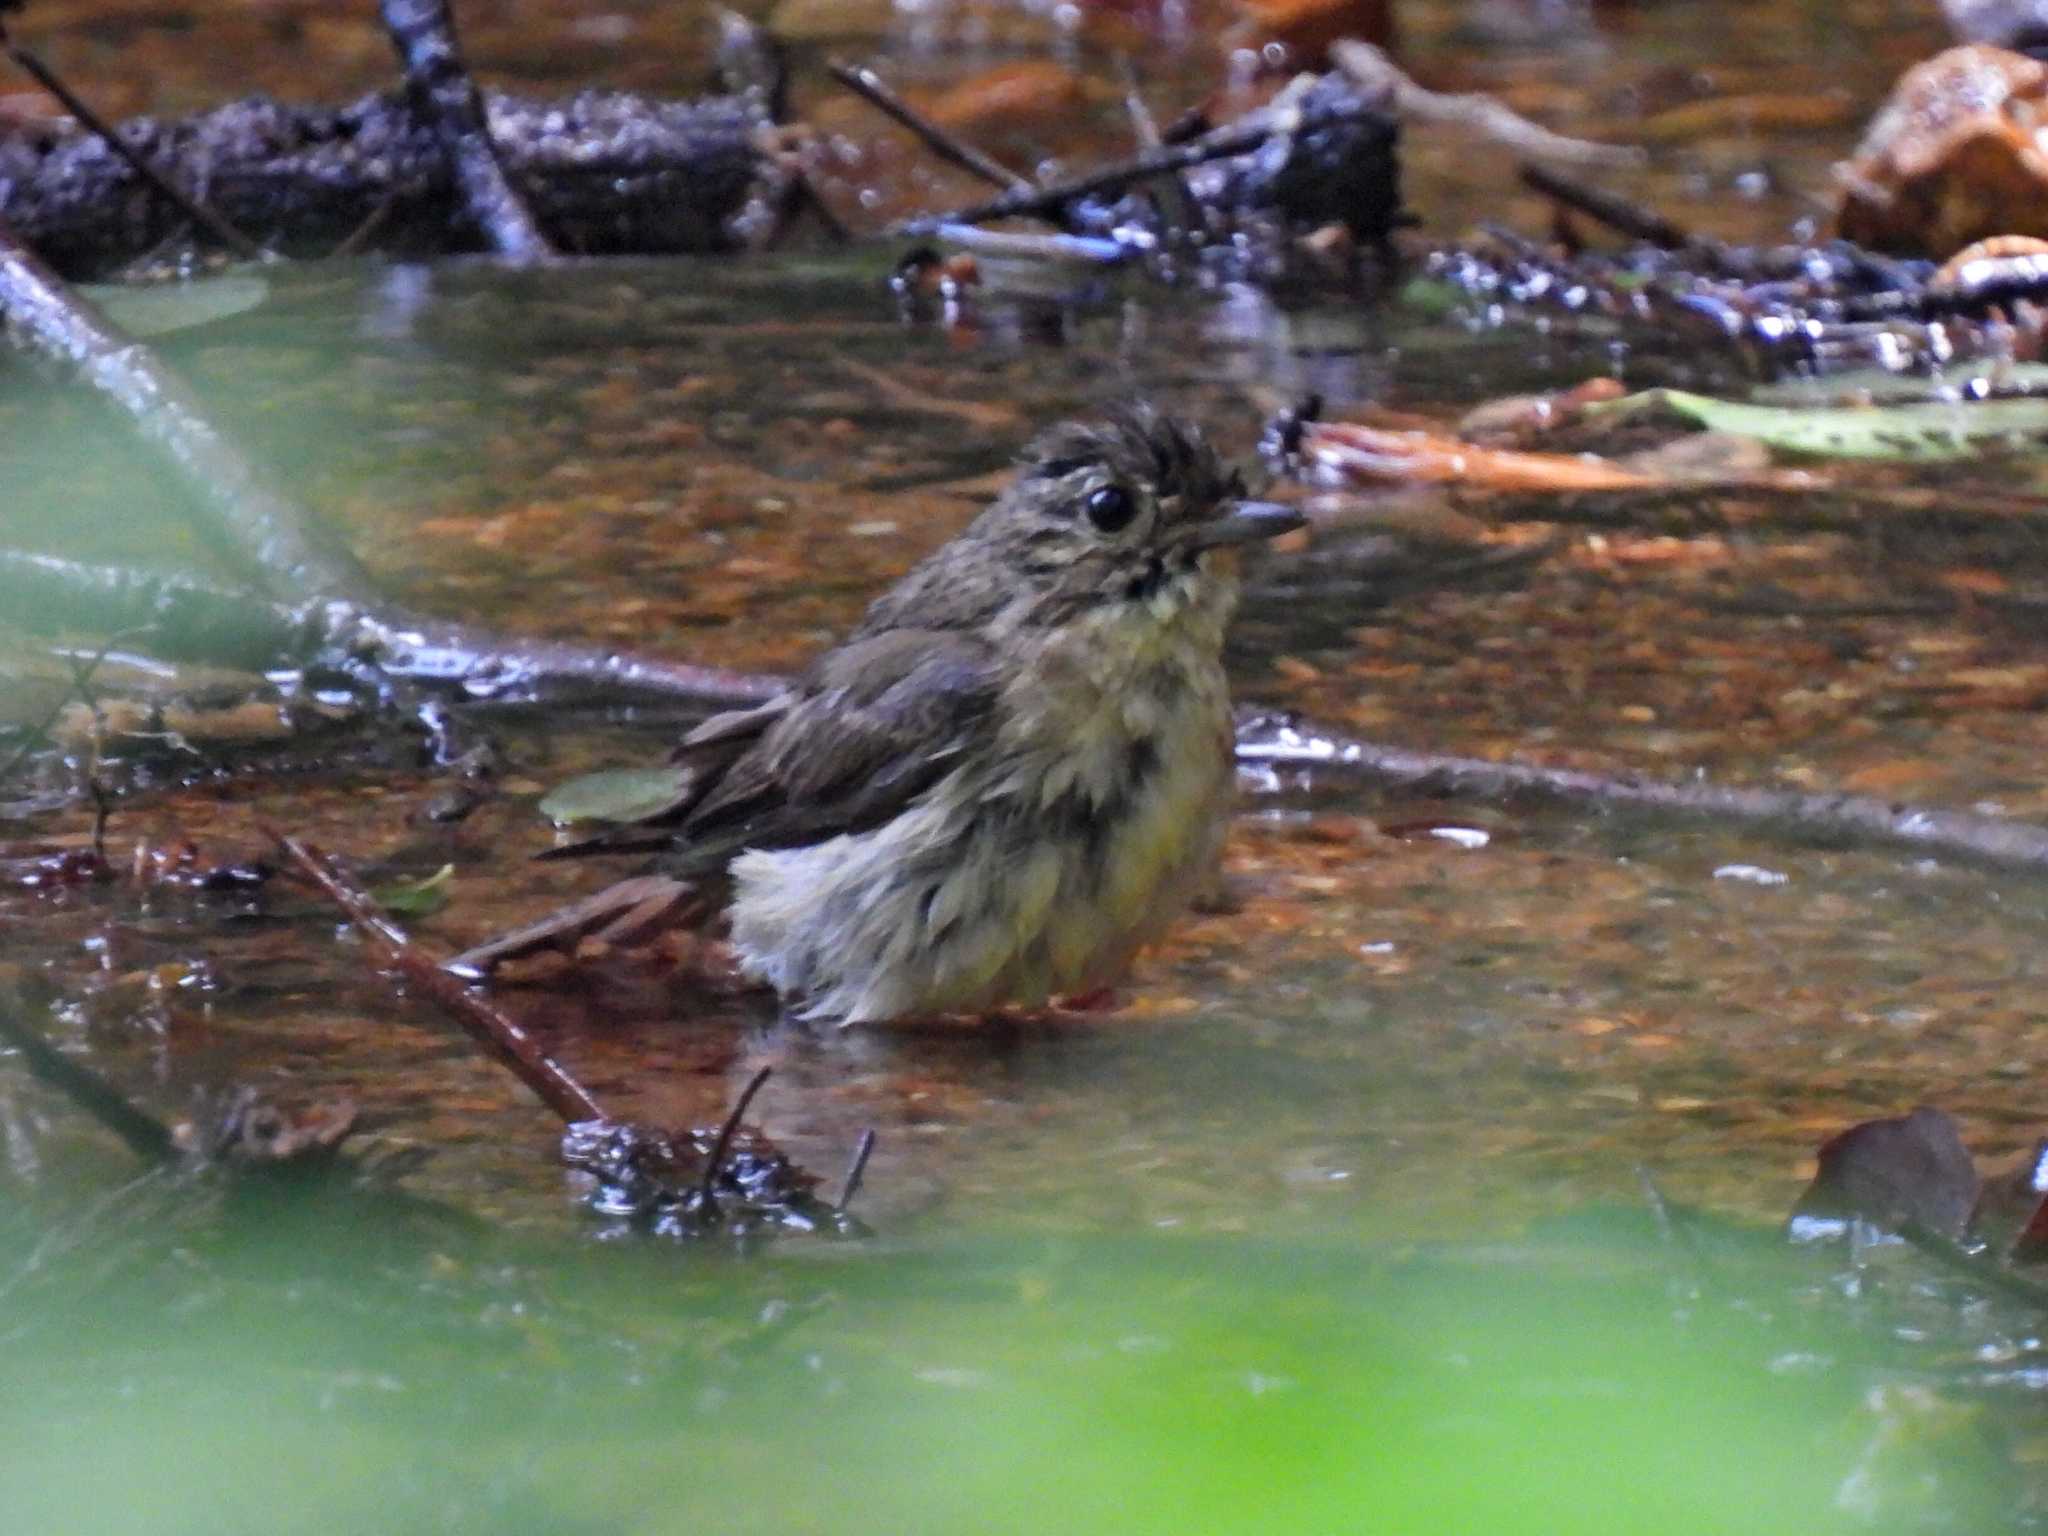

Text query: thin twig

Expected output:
[837,1127,877,1213]
[86,773,110,862]
[326,195,398,261]
[782,174,853,245]
[828,60,1031,194]
[1332,40,1644,170]
[0,17,266,261]
[277,834,607,1124]
[346,607,780,709]
[1516,162,1737,274]
[1115,53,1193,232]
[893,110,1335,234]
[926,222,1127,263]
[699,1066,773,1202]
[0,626,139,784]
[1115,54,1164,151]
[1636,1165,1716,1293]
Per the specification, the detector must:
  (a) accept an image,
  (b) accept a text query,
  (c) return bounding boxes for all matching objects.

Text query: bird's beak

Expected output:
[1183,499,1306,550]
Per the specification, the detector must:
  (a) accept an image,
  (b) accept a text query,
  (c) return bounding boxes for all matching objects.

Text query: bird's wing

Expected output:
[664,627,1002,868]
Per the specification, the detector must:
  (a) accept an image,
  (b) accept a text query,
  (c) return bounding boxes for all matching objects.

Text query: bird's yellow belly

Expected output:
[726,678,1231,1024]
[1036,722,1230,986]
[728,590,1239,1024]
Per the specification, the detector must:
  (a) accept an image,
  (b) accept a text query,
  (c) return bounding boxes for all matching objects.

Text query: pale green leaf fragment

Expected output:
[1590,387,2048,461]
[1395,276,1465,319]
[538,766,694,826]
[80,274,270,337]
[1749,364,2048,408]
[373,863,455,918]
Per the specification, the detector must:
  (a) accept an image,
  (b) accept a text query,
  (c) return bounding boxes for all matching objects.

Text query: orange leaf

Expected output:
[1305,421,1658,493]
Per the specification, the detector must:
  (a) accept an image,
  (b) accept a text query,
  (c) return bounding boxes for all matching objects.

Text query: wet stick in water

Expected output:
[277,838,864,1236]
[0,626,137,785]
[0,988,177,1164]
[892,103,1368,234]
[0,262,776,709]
[1330,41,1644,170]
[1516,162,1729,266]
[837,1127,878,1214]
[0,218,374,605]
[1236,714,2048,876]
[277,834,607,1125]
[828,61,1031,194]
[378,0,555,262]
[697,1066,773,1206]
[0,90,784,278]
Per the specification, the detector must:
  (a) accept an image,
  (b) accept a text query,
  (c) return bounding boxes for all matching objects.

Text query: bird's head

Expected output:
[855,405,1302,639]
[978,405,1302,618]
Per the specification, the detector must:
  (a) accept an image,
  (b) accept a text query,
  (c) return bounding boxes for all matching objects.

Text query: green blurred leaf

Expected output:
[1395,276,1466,319]
[1749,365,2048,408]
[1591,387,2048,461]
[538,766,693,826]
[371,863,454,917]
[81,274,270,338]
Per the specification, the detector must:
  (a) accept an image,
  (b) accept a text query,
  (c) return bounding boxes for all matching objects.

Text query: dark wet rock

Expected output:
[1788,1106,1980,1242]
[0,87,793,279]
[1024,70,1401,286]
[1192,71,1403,244]
[561,1117,859,1241]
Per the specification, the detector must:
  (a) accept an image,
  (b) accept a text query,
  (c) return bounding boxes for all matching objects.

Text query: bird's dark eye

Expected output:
[1085,485,1136,533]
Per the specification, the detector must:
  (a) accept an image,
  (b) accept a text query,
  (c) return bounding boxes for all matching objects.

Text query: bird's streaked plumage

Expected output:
[455,404,1300,1023]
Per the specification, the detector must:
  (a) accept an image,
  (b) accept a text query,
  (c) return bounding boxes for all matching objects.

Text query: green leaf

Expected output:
[1589,387,2048,461]
[538,766,694,827]
[1395,276,1465,320]
[81,274,270,338]
[372,864,455,918]
[1748,364,2048,408]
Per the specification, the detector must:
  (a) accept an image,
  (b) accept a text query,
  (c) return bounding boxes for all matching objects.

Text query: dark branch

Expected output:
[837,1126,877,1213]
[893,111,1335,234]
[829,60,1031,194]
[0,991,177,1163]
[277,834,608,1124]
[0,15,265,261]
[1516,161,1695,252]
[699,1066,773,1203]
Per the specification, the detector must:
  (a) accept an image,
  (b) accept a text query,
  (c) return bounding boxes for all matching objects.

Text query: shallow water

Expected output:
[7,0,2048,1529]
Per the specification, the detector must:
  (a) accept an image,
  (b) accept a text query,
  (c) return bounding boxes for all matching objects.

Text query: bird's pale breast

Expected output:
[726,571,1238,1024]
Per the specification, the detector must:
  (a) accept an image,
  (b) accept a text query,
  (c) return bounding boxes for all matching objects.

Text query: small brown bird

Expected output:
[450,405,1300,1024]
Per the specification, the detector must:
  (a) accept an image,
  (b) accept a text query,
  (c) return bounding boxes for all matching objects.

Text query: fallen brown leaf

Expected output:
[1305,420,1658,493]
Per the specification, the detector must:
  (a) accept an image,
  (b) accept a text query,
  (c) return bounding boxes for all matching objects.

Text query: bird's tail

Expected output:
[443,875,704,979]
[533,830,676,862]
